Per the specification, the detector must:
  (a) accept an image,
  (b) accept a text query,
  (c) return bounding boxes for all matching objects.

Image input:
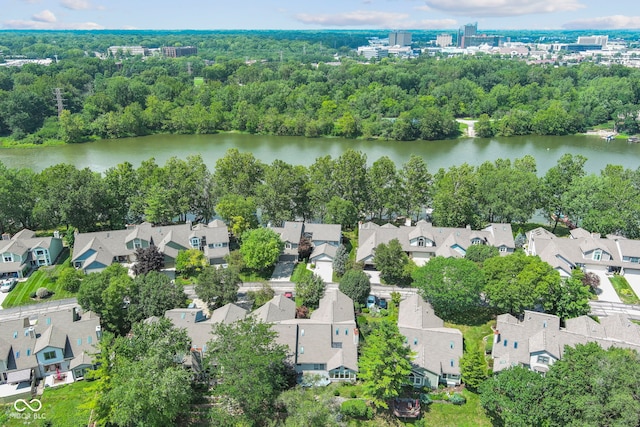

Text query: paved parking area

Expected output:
[623,274,640,299]
[311,261,333,283]
[588,269,622,303]
[271,261,295,281]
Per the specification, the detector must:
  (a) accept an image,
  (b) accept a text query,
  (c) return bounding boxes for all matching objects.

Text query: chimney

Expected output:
[1,233,10,241]
[28,327,36,339]
[96,325,102,340]
[405,218,411,227]
[53,230,60,239]
[72,307,80,322]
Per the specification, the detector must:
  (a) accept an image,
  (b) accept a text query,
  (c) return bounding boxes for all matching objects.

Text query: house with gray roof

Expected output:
[398,294,463,388]
[0,230,63,279]
[357,220,514,267]
[270,221,342,262]
[492,310,640,373]
[72,221,229,274]
[169,290,358,384]
[526,226,640,277]
[0,306,101,395]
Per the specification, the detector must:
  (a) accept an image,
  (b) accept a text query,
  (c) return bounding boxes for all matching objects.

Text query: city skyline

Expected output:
[1,0,639,31]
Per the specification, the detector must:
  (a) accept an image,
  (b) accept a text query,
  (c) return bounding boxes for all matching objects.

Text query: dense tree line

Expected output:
[2,34,640,143]
[2,151,640,239]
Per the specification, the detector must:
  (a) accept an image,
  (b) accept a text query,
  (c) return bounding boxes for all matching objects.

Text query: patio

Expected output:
[44,372,75,388]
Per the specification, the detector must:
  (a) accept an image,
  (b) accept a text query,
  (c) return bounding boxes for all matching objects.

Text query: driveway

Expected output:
[271,261,295,281]
[588,269,622,303]
[0,290,8,309]
[311,261,334,283]
[623,273,640,300]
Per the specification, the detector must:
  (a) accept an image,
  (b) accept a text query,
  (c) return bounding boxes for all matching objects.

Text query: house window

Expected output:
[632,257,639,263]
[593,250,602,261]
[77,338,82,346]
[450,341,454,349]
[300,329,304,336]
[414,338,418,345]
[514,342,518,349]
[543,321,547,328]
[43,351,56,361]
[299,346,304,354]
[134,239,142,249]
[285,242,292,249]
[16,351,20,359]
[190,237,200,248]
[24,329,29,337]
[503,340,508,347]
[499,246,507,253]
[3,254,12,262]
[88,336,92,344]
[472,239,481,245]
[417,237,426,247]
[450,359,454,367]
[13,331,17,339]
[46,318,51,325]
[335,328,339,336]
[313,364,326,370]
[537,355,550,364]
[345,329,348,336]
[27,349,31,356]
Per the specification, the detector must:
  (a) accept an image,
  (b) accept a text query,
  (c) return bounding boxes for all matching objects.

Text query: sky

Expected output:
[1,0,639,31]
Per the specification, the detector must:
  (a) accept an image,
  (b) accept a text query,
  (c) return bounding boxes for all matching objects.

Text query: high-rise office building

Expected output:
[389,31,412,47]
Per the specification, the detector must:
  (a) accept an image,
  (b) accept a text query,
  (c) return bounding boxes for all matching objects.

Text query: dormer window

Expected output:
[471,239,482,245]
[593,250,602,261]
[3,253,12,262]
[190,237,200,248]
[417,237,426,247]
[133,238,142,249]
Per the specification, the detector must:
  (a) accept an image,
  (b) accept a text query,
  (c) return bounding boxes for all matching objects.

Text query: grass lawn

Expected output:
[2,251,75,309]
[609,276,640,305]
[238,266,274,283]
[290,262,312,283]
[420,390,491,427]
[2,380,97,427]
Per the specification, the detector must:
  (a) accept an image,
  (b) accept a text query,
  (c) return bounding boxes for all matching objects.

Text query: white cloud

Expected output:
[3,19,104,29]
[60,0,91,10]
[32,10,57,23]
[563,15,640,29]
[422,0,585,17]
[295,10,456,29]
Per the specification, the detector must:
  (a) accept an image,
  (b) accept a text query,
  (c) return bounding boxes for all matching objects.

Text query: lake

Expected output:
[1,133,639,175]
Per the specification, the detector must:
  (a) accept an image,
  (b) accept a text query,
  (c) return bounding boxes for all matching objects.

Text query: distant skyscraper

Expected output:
[436,34,453,48]
[458,23,478,47]
[389,31,412,47]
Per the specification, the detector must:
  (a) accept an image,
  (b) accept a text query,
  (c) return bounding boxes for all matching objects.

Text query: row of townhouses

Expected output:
[0,230,63,279]
[527,227,640,277]
[492,310,640,373]
[0,306,101,400]
[162,290,463,388]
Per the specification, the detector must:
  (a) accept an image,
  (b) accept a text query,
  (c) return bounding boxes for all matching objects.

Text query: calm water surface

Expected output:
[1,133,639,175]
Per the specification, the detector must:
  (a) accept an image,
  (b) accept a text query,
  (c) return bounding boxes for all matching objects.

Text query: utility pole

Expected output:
[53,88,65,117]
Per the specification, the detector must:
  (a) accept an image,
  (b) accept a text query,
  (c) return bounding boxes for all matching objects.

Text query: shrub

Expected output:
[349,390,357,398]
[420,393,432,405]
[340,399,373,419]
[450,393,466,405]
[36,287,51,299]
[29,292,37,299]
[333,388,341,396]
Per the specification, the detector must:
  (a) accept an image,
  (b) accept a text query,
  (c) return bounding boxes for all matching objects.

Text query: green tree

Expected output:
[324,196,358,230]
[432,163,480,228]
[483,251,561,315]
[367,156,400,219]
[475,113,494,138]
[247,283,275,309]
[213,148,264,198]
[460,345,488,391]
[258,160,310,225]
[372,238,412,287]
[240,228,284,271]
[412,257,485,322]
[93,318,193,427]
[56,266,82,293]
[542,154,587,232]
[132,245,165,276]
[544,275,591,320]
[464,244,499,265]
[338,269,371,306]
[276,387,339,427]
[215,194,258,238]
[399,155,432,221]
[175,248,208,277]
[479,366,545,427]
[542,343,640,427]
[332,244,349,277]
[207,316,293,422]
[295,273,325,309]
[131,271,186,322]
[195,265,241,310]
[359,320,413,409]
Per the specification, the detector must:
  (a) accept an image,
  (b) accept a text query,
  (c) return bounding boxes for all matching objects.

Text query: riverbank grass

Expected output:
[609,276,640,305]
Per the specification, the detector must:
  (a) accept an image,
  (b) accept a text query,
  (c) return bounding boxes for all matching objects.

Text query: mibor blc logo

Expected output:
[14,398,42,412]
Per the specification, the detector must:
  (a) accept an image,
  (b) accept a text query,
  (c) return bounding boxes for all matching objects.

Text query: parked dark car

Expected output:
[378,298,388,309]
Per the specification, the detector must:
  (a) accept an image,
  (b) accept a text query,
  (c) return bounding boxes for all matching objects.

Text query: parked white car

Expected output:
[0,278,18,292]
